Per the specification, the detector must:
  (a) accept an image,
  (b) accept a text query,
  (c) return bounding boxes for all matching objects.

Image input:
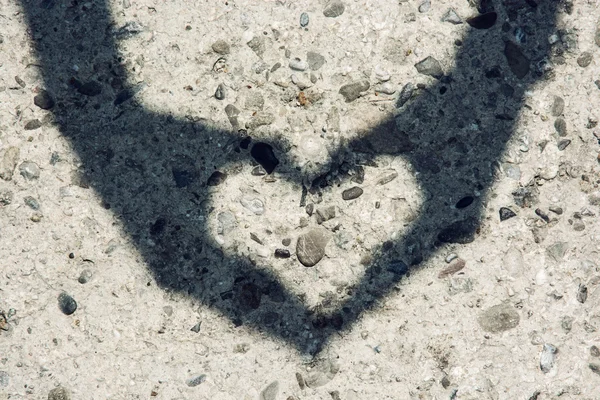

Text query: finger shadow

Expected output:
[20,0,559,355]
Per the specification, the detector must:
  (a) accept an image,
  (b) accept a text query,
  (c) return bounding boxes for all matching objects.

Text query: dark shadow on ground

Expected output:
[20,0,560,354]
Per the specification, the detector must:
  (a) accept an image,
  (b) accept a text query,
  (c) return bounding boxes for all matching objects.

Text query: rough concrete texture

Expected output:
[1,0,600,399]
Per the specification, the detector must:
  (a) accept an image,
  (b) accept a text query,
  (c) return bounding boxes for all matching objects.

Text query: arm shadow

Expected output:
[20,0,559,355]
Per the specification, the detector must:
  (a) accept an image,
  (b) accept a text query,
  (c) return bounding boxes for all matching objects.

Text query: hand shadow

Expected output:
[20,0,559,355]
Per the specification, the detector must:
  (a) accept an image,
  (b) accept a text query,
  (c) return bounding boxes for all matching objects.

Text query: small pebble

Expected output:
[549,206,563,215]
[260,381,279,400]
[0,371,8,388]
[274,249,291,258]
[376,169,398,185]
[58,292,77,315]
[590,345,600,357]
[19,161,40,180]
[590,364,600,376]
[190,322,201,333]
[540,344,557,373]
[215,84,226,100]
[396,82,415,108]
[339,80,370,102]
[296,228,330,267]
[577,51,593,68]
[557,139,571,151]
[307,51,326,70]
[441,8,462,24]
[34,90,55,109]
[186,374,206,387]
[551,96,565,117]
[414,56,443,79]
[48,386,71,400]
[299,12,309,27]
[316,205,336,224]
[418,0,430,13]
[240,197,265,215]
[323,0,345,18]
[24,119,42,130]
[78,269,93,284]
[554,118,567,136]
[577,284,588,304]
[387,260,409,275]
[289,58,309,71]
[478,303,520,332]
[438,258,466,279]
[504,41,530,79]
[211,40,230,55]
[207,170,227,186]
[24,196,40,210]
[466,12,497,29]
[342,186,363,200]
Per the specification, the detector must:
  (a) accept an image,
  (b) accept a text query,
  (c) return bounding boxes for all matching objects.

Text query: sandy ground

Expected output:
[1,0,600,399]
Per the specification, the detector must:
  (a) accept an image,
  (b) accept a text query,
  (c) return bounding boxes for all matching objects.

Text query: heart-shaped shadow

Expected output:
[20,0,559,355]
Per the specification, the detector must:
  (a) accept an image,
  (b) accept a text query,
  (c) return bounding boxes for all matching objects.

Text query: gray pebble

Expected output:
[577,284,588,304]
[561,316,573,333]
[316,205,336,224]
[307,51,326,70]
[418,0,430,13]
[546,241,568,262]
[374,82,396,95]
[397,82,415,108]
[215,84,226,100]
[590,364,600,376]
[300,12,309,27]
[34,90,55,110]
[246,112,275,129]
[0,147,20,181]
[323,0,345,18]
[504,41,530,79]
[342,186,363,200]
[190,322,201,333]
[289,57,309,71]
[48,386,70,400]
[551,96,565,116]
[442,8,462,24]
[247,36,265,57]
[554,117,567,136]
[274,249,291,258]
[591,345,600,357]
[0,189,13,206]
[224,104,240,129]
[376,169,398,185]
[24,196,40,210]
[260,381,279,400]
[58,293,77,315]
[0,371,8,388]
[78,269,93,284]
[186,374,206,387]
[240,197,265,215]
[217,211,237,235]
[296,228,330,267]
[477,303,520,333]
[211,40,230,55]
[19,161,40,180]
[557,139,571,151]
[577,51,593,68]
[540,343,557,374]
[339,80,370,102]
[25,119,42,130]
[549,206,563,215]
[414,56,443,79]
[207,171,227,187]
